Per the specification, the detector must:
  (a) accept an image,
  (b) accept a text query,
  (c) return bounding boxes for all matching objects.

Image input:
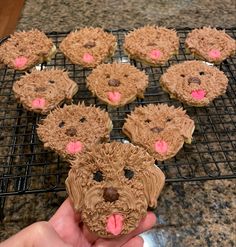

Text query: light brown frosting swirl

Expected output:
[160,60,228,106]
[86,63,149,107]
[122,104,195,161]
[185,27,236,63]
[37,103,113,159]
[124,26,179,65]
[0,29,55,70]
[65,142,165,238]
[59,27,116,68]
[13,68,78,114]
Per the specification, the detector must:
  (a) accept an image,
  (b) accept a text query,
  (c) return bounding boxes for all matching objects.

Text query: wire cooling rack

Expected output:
[0,28,236,198]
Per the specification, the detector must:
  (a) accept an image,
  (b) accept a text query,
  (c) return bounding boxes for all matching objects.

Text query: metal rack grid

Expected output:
[0,28,236,198]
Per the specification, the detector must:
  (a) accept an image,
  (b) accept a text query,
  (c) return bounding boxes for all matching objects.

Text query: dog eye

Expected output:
[58,121,65,128]
[93,170,103,182]
[124,169,134,180]
[79,117,86,123]
[145,119,151,123]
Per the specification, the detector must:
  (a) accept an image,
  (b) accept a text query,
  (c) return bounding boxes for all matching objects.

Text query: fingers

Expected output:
[94,212,156,247]
[82,223,99,244]
[0,222,72,247]
[49,198,80,225]
[122,236,144,247]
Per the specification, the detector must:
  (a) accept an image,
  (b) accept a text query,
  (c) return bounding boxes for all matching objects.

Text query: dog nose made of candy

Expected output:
[103,187,119,202]
[66,141,83,154]
[106,213,124,236]
[13,56,28,69]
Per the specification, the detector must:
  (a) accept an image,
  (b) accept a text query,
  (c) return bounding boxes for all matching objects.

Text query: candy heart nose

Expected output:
[103,187,119,202]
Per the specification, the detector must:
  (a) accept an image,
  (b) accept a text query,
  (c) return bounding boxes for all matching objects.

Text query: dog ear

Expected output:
[65,170,84,212]
[142,165,165,208]
[174,117,195,143]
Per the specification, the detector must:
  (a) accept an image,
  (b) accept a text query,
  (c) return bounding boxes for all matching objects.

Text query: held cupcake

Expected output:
[66,142,165,238]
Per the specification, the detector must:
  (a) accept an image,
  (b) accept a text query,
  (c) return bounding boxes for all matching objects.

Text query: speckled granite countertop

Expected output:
[0,0,236,246]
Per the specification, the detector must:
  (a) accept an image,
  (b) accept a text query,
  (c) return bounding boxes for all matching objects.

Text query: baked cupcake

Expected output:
[185,27,236,64]
[37,103,112,159]
[122,104,195,161]
[13,69,78,114]
[124,26,179,66]
[86,63,149,107]
[66,142,165,238]
[0,29,56,70]
[160,60,228,106]
[59,27,116,68]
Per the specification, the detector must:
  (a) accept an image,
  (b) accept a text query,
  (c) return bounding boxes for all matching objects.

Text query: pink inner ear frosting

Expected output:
[150,49,162,59]
[66,141,83,154]
[208,49,221,59]
[191,89,206,100]
[155,140,168,154]
[106,214,124,236]
[32,98,46,108]
[83,53,94,63]
[13,56,28,68]
[108,91,121,103]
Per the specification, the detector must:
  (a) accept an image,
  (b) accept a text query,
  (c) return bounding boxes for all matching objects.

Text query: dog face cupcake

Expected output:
[66,142,165,238]
[122,104,195,161]
[0,29,56,70]
[59,28,116,68]
[124,26,179,66]
[185,27,236,63]
[13,69,78,114]
[160,60,228,106]
[87,63,149,107]
[37,103,112,159]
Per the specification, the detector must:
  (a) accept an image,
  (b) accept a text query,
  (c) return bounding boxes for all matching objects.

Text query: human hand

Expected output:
[0,198,156,247]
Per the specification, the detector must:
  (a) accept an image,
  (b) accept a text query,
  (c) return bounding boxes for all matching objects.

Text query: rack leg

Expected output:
[0,197,5,222]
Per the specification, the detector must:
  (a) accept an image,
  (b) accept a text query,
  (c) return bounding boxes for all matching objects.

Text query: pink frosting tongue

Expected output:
[208,49,221,59]
[191,89,206,100]
[150,49,162,59]
[155,140,168,154]
[32,98,46,108]
[106,214,124,236]
[83,53,94,63]
[13,56,28,68]
[108,91,121,103]
[66,141,83,154]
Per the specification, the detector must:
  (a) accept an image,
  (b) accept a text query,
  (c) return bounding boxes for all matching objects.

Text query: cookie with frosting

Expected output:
[185,27,236,64]
[66,142,165,238]
[124,26,179,66]
[37,103,112,159]
[0,29,56,70]
[122,104,195,161]
[13,69,78,114]
[87,63,148,107]
[59,28,116,68]
[160,60,228,106]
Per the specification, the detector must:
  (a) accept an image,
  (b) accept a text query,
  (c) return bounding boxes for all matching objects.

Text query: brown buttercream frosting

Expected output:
[37,103,113,159]
[124,26,179,66]
[0,29,56,70]
[65,142,165,238]
[13,69,78,114]
[185,27,236,63]
[86,63,149,107]
[59,27,117,68]
[122,104,195,161]
[160,60,228,106]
